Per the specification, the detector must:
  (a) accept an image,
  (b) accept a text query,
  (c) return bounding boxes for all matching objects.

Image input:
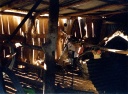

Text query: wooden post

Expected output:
[42,0,59,93]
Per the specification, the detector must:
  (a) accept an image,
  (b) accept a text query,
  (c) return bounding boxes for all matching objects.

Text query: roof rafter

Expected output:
[63,2,128,17]
[0,0,16,11]
[33,0,90,18]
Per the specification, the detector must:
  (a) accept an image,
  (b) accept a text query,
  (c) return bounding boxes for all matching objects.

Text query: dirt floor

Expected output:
[55,72,98,94]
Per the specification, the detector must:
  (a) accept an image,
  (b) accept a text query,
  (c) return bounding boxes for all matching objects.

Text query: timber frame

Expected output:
[0,0,128,18]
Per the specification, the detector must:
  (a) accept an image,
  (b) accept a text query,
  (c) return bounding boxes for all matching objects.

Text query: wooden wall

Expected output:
[0,14,102,65]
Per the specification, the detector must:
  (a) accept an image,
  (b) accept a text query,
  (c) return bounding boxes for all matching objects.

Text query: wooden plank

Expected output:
[65,2,128,16]
[6,0,42,42]
[0,34,24,42]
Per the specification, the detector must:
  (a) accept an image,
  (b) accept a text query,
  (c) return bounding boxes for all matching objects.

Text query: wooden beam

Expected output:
[99,0,128,4]
[41,1,49,5]
[59,0,90,9]
[0,0,31,11]
[63,2,128,17]
[21,43,43,51]
[6,0,42,42]
[7,0,37,8]
[99,9,128,17]
[0,0,15,7]
[0,11,26,16]
[0,34,24,42]
[34,0,90,18]
[0,41,43,51]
